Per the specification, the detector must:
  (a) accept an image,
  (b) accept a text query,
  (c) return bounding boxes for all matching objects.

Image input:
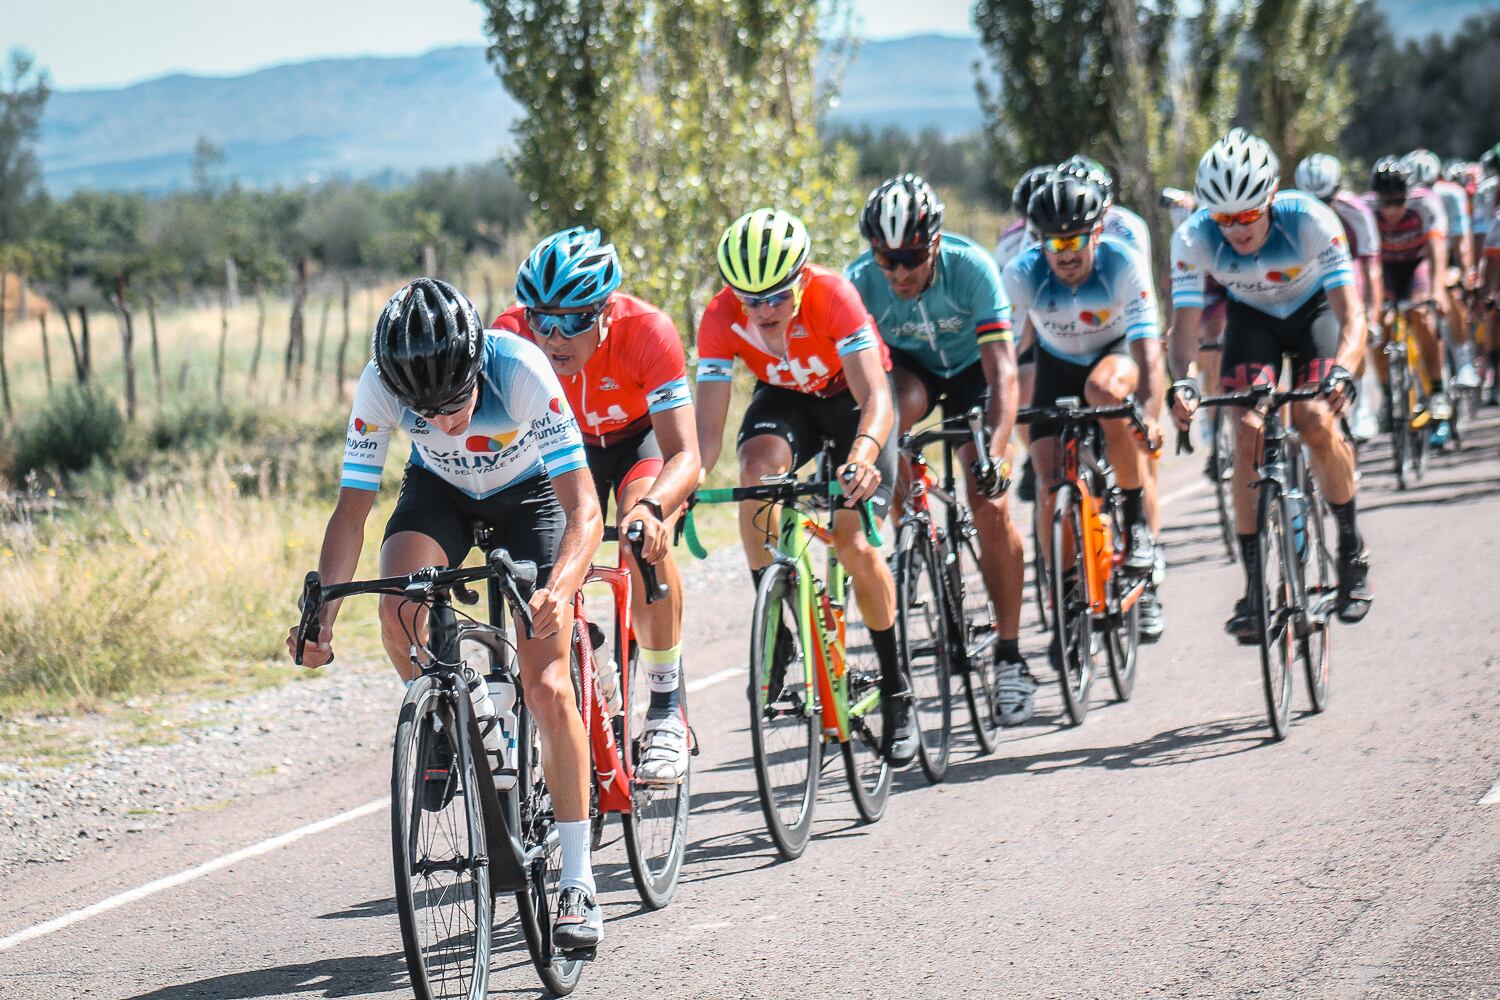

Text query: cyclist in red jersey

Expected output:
[494,227,701,791]
[695,207,918,767]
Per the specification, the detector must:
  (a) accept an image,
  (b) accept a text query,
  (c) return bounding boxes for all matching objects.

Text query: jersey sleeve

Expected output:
[694,295,738,384]
[958,248,1013,345]
[1001,256,1034,320]
[1169,219,1209,310]
[817,275,880,358]
[341,362,403,492]
[1414,193,1448,239]
[1304,202,1355,294]
[634,310,692,415]
[1117,247,1160,342]
[504,340,588,477]
[1336,197,1380,259]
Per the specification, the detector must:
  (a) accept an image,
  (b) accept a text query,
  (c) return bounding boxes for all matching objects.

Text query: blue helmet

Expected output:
[515,227,622,309]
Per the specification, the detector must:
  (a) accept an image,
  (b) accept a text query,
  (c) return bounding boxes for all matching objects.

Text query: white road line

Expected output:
[0,796,390,954]
[686,666,741,693]
[1479,779,1500,805]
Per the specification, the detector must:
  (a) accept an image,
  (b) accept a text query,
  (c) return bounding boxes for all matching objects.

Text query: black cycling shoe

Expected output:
[1018,458,1036,503]
[421,725,455,812]
[1225,596,1258,646]
[1336,548,1373,623]
[553,886,603,953]
[767,623,796,701]
[884,694,919,768]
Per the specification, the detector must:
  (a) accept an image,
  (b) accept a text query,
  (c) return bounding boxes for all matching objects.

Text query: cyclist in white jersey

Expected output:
[1004,173,1165,648]
[288,278,607,951]
[1407,149,1481,387]
[1167,130,1371,637]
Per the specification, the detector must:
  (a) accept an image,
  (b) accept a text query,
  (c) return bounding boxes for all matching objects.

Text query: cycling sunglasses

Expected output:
[873,243,935,271]
[1041,232,1090,253]
[735,287,796,309]
[417,386,475,419]
[1378,196,1407,208]
[1210,206,1269,228]
[525,305,603,339]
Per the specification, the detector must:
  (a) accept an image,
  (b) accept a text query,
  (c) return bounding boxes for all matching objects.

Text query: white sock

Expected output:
[558,820,595,896]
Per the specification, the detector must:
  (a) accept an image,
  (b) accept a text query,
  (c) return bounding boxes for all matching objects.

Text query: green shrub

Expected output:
[9,385,126,481]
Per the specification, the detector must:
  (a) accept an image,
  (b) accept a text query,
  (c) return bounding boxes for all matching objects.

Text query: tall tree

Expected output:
[0,49,50,247]
[1245,0,1358,171]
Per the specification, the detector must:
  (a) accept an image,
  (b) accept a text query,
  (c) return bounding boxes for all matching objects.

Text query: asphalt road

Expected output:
[4,409,1500,1000]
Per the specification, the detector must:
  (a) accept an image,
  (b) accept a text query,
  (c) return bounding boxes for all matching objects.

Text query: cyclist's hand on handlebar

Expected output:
[1167,379,1199,431]
[838,459,882,504]
[528,586,566,641]
[1321,365,1356,416]
[1141,415,1164,456]
[623,504,669,564]
[970,456,1009,499]
[286,623,333,669]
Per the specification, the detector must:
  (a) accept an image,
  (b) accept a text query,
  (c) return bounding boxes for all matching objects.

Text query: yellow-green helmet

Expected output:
[716,208,811,294]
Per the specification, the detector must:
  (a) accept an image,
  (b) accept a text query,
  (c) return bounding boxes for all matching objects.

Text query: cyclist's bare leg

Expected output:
[1409,308,1444,389]
[1084,356,1146,493]
[378,530,451,681]
[959,439,1024,638]
[736,435,794,574]
[890,369,930,517]
[1231,407,1267,535]
[1028,434,1063,574]
[617,476,683,653]
[831,508,896,631]
[1291,398,1356,506]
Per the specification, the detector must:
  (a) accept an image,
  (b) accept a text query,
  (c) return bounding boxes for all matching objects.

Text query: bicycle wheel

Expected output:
[1210,407,1237,561]
[1049,485,1095,727]
[1298,465,1334,714]
[952,519,1003,753]
[513,654,585,996]
[748,562,820,860]
[1103,498,1140,702]
[895,520,951,783]
[1386,360,1410,490]
[839,570,893,823]
[1030,517,1050,632]
[391,674,492,1000]
[1253,485,1296,740]
[621,641,690,910]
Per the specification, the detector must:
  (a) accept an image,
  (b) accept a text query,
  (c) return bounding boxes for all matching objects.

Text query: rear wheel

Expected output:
[1254,487,1296,740]
[1298,465,1334,714]
[1387,352,1410,490]
[622,642,690,909]
[952,518,1003,753]
[839,572,892,823]
[1030,517,1051,631]
[895,520,951,783]
[1211,407,1237,561]
[1049,485,1095,727]
[748,562,820,860]
[391,675,492,1000]
[1103,498,1140,702]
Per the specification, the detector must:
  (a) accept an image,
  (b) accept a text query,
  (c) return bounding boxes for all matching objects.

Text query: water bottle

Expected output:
[463,668,507,781]
[588,622,622,716]
[1288,493,1308,561]
[487,676,519,790]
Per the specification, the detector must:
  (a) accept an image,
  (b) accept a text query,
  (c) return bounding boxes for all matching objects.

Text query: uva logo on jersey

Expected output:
[353,418,381,435]
[1265,268,1302,284]
[549,397,563,414]
[467,431,519,453]
[1079,310,1112,327]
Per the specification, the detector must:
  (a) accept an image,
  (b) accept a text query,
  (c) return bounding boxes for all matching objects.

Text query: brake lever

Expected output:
[296,571,323,666]
[627,521,670,604]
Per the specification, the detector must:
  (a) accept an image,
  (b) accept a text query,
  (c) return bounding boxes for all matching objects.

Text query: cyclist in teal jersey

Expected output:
[847,173,1032,725]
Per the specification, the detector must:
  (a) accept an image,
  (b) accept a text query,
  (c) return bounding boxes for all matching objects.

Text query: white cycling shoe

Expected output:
[635,714,688,784]
[995,659,1037,727]
[1455,363,1481,389]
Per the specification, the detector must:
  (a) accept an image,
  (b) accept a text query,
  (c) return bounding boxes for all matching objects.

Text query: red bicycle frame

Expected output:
[570,547,638,815]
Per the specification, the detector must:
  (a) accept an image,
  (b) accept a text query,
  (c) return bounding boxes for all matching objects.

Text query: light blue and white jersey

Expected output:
[1104,205,1153,259]
[1170,191,1354,320]
[1432,179,1472,240]
[1474,177,1497,236]
[1003,236,1160,366]
[341,330,587,499]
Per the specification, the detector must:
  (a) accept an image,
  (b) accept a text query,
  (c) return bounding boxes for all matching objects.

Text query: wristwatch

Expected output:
[637,497,666,523]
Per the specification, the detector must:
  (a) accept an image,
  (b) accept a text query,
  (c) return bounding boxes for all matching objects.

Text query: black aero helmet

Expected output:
[1370,156,1411,198]
[860,173,945,249]
[1026,174,1107,235]
[372,277,484,412]
[1011,165,1056,215]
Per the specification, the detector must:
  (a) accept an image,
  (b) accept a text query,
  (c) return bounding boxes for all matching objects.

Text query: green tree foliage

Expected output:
[830,124,996,202]
[0,49,50,246]
[480,0,860,333]
[1245,0,1357,170]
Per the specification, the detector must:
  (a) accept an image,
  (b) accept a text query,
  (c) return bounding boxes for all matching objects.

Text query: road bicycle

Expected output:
[1171,379,1338,740]
[1380,299,1436,489]
[1199,340,1238,561]
[1017,396,1153,727]
[895,407,1007,780]
[685,452,890,860]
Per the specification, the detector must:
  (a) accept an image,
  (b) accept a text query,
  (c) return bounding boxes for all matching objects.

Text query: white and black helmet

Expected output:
[1401,148,1441,187]
[1195,128,1281,214]
[860,173,945,250]
[1294,153,1342,200]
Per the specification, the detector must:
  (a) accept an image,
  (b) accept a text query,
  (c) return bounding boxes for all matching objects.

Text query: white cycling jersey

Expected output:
[1170,191,1354,320]
[341,331,587,499]
[1473,177,1497,236]
[1432,179,1472,240]
[1003,235,1160,365]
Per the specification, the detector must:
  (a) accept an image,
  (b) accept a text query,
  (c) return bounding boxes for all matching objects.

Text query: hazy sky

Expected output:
[2,0,974,90]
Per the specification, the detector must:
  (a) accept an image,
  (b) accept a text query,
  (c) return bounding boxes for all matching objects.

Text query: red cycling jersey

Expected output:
[695,263,891,398]
[494,292,692,447]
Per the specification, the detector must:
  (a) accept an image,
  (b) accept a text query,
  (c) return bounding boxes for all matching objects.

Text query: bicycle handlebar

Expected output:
[1167,379,1333,455]
[1015,395,1161,456]
[683,476,883,560]
[294,548,538,665]
[625,521,670,604]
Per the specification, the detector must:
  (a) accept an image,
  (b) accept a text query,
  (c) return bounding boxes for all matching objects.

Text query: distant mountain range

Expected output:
[37,2,1497,194]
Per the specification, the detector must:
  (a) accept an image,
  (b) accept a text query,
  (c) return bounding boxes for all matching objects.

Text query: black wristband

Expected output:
[636,497,666,522]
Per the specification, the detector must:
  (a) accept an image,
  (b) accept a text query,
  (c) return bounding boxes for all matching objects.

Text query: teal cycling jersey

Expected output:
[846,233,1012,379]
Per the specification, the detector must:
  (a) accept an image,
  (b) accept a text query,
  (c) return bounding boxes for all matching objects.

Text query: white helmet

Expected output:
[1294,153,1342,200]
[1195,128,1281,214]
[1401,148,1441,187]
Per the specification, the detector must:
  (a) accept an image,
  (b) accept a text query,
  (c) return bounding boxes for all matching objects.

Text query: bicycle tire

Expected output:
[839,570,892,823]
[1103,496,1140,702]
[1049,484,1095,727]
[952,526,1003,754]
[895,520,952,783]
[391,674,493,1000]
[621,641,691,910]
[1030,517,1051,632]
[1211,407,1238,562]
[513,651,585,996]
[748,562,820,860]
[1388,356,1410,491]
[1298,461,1334,714]
[1254,484,1296,740]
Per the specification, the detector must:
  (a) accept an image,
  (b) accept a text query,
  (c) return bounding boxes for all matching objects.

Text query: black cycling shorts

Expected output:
[736,380,898,522]
[888,348,990,424]
[383,466,565,584]
[1221,292,1339,390]
[584,428,663,520]
[1027,339,1133,442]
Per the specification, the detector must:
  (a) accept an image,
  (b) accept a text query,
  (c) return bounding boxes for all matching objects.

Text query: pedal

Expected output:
[557,946,597,963]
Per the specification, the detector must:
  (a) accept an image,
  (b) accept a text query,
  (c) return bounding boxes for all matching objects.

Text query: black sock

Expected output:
[1122,487,1146,529]
[1328,499,1362,555]
[869,626,904,700]
[996,637,1021,664]
[1237,533,1259,594]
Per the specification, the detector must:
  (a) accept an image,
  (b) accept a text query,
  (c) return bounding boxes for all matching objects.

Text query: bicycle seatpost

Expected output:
[626,521,670,605]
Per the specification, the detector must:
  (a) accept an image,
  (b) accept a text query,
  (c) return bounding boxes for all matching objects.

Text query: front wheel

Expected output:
[1254,486,1296,740]
[748,562,820,860]
[1211,407,1237,562]
[1049,485,1095,727]
[1103,497,1140,702]
[951,522,1003,753]
[1298,467,1334,714]
[895,520,952,783]
[622,644,690,909]
[838,572,892,824]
